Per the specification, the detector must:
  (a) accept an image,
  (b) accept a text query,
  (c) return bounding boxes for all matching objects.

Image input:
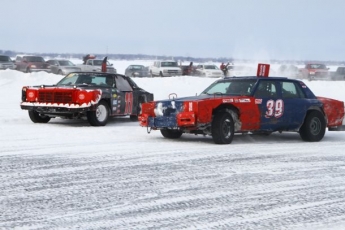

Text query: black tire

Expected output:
[87,101,109,126]
[26,68,31,73]
[159,71,164,77]
[150,71,154,78]
[299,110,326,142]
[160,129,183,139]
[58,70,63,75]
[28,110,51,123]
[211,111,235,144]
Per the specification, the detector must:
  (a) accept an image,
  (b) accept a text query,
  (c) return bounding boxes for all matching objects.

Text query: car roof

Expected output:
[223,76,289,80]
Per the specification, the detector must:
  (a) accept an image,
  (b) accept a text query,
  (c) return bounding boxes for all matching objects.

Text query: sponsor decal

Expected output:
[239,98,251,103]
[113,94,117,98]
[223,99,233,103]
[113,100,117,105]
[255,99,262,104]
[189,102,193,111]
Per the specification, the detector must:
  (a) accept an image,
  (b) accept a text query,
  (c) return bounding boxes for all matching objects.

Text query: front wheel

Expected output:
[87,101,109,126]
[28,110,51,123]
[160,129,183,139]
[58,70,63,75]
[26,68,31,73]
[211,111,235,144]
[299,111,326,142]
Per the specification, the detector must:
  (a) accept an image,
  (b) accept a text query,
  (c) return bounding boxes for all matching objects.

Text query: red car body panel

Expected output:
[317,96,345,127]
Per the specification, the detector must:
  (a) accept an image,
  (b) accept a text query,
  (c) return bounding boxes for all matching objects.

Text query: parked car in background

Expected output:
[77,58,116,73]
[149,60,182,77]
[0,55,15,70]
[15,55,51,73]
[125,65,149,77]
[330,67,345,81]
[299,63,330,81]
[47,59,81,75]
[194,64,223,78]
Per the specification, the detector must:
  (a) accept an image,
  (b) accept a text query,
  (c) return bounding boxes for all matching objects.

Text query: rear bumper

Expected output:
[328,125,345,131]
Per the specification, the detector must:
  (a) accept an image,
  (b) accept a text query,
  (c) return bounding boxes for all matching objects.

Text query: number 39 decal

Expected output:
[265,99,284,118]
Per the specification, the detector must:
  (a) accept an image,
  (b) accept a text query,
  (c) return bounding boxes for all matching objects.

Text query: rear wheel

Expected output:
[211,111,235,144]
[87,101,109,126]
[160,129,183,139]
[299,111,326,142]
[28,110,51,123]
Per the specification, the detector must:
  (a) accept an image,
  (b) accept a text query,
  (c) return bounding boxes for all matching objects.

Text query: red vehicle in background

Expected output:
[299,63,330,81]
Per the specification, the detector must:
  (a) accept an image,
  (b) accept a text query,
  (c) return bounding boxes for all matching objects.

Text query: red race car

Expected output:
[139,75,344,144]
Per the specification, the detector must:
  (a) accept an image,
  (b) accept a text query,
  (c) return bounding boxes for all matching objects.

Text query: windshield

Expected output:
[161,62,178,67]
[309,64,327,69]
[0,56,11,62]
[91,60,111,66]
[58,60,75,66]
[131,65,144,70]
[204,65,219,70]
[200,79,257,96]
[25,56,44,62]
[56,73,113,87]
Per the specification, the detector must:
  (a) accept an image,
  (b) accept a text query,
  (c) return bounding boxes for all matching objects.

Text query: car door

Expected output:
[253,80,284,131]
[111,75,134,115]
[278,80,308,130]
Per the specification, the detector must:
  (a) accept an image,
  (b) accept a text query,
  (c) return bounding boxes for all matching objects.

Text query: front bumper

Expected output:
[139,112,196,128]
[30,68,52,73]
[21,104,93,114]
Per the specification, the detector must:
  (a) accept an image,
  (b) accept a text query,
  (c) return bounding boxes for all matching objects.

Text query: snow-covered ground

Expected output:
[1,60,345,230]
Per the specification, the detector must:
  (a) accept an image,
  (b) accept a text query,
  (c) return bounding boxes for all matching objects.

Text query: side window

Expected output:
[115,76,133,91]
[281,81,306,99]
[254,81,277,98]
[16,56,22,61]
[281,82,298,98]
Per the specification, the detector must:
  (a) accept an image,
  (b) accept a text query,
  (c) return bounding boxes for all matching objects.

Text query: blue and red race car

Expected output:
[139,75,344,144]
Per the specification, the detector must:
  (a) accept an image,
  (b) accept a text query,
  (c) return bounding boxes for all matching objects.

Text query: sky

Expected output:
[1,0,345,59]
[1,60,345,229]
